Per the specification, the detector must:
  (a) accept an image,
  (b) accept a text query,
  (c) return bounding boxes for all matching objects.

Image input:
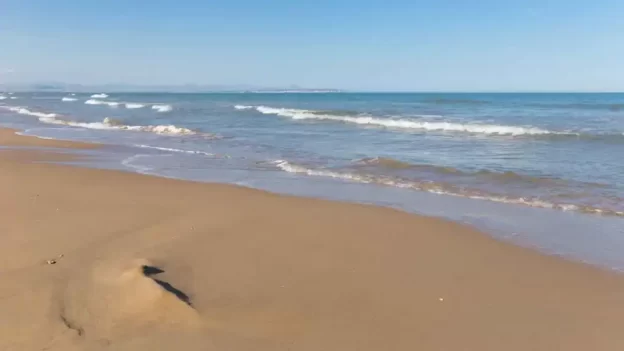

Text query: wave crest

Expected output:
[238,105,559,136]
[273,160,623,217]
[133,144,215,156]
[91,93,109,98]
[234,105,254,110]
[85,99,120,107]
[125,103,145,109]
[152,104,173,113]
[5,107,58,119]
[1,106,200,136]
[85,100,148,109]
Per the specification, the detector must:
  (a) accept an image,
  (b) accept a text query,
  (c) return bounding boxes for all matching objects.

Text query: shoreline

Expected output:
[3,127,624,350]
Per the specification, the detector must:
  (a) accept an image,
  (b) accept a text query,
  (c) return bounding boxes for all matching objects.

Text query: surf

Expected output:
[272,160,624,217]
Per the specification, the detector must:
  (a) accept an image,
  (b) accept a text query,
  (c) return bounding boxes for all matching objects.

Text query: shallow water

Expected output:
[1,92,623,269]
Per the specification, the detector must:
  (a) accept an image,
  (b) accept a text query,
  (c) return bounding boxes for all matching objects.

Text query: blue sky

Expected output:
[1,0,623,91]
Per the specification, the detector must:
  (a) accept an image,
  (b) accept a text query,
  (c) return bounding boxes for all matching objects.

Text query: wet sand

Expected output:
[2,127,624,350]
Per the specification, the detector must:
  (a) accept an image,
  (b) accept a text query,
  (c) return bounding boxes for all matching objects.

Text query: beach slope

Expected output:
[1,128,624,350]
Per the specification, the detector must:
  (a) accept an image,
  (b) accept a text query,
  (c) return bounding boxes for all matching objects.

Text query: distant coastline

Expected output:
[0,83,344,93]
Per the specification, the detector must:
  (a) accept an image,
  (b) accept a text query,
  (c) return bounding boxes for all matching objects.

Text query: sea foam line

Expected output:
[152,104,173,113]
[85,99,148,109]
[133,144,215,156]
[62,97,78,102]
[272,160,624,217]
[237,105,565,136]
[2,106,198,136]
[85,99,120,107]
[125,103,145,109]
[90,93,109,98]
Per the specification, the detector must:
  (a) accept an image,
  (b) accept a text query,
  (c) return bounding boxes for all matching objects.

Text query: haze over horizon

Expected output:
[1,0,623,92]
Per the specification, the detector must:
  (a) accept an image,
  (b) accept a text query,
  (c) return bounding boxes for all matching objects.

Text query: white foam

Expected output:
[273,160,624,217]
[91,93,109,98]
[5,106,58,119]
[151,104,173,113]
[121,154,154,175]
[85,99,120,107]
[0,105,196,136]
[62,97,78,102]
[241,105,560,136]
[9,97,17,100]
[234,105,254,110]
[86,99,147,109]
[134,144,215,156]
[0,96,6,100]
[125,103,145,109]
[43,116,195,135]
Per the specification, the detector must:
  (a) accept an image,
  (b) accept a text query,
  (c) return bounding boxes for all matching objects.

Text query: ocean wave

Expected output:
[273,160,624,217]
[125,103,145,109]
[238,105,561,136]
[5,107,58,119]
[355,157,571,185]
[1,106,199,136]
[85,99,148,109]
[0,96,6,100]
[133,144,215,156]
[85,99,120,107]
[91,93,109,98]
[62,97,78,102]
[152,104,173,113]
[234,105,254,110]
[44,116,196,135]
[357,157,419,170]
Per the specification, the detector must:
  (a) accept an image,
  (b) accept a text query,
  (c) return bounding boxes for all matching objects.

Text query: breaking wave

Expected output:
[62,97,78,102]
[236,105,624,140]
[125,103,145,109]
[85,99,120,107]
[1,106,199,136]
[133,144,215,156]
[152,104,173,113]
[4,107,58,119]
[90,93,108,98]
[234,105,254,110]
[85,100,148,110]
[0,96,6,100]
[52,117,196,135]
[236,105,561,136]
[272,160,624,217]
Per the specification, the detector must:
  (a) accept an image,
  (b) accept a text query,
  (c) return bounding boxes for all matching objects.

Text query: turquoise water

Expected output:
[1,92,624,268]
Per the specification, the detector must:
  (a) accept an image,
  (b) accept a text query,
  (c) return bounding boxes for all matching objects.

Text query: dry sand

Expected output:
[2,127,624,350]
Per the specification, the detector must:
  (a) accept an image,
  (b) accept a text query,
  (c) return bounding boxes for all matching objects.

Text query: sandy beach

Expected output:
[2,127,624,351]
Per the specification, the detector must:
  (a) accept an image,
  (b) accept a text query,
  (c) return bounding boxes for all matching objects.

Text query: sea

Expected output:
[1,92,623,269]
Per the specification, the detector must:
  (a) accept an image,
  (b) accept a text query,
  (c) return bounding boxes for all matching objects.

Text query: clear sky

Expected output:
[1,0,623,91]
